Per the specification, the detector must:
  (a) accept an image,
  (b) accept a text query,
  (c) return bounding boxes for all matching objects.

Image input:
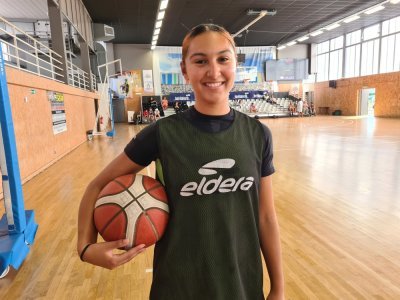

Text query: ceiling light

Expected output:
[343,15,360,23]
[154,28,160,35]
[160,0,169,10]
[310,30,324,36]
[151,45,156,50]
[297,35,309,42]
[326,23,340,31]
[287,41,297,46]
[155,20,162,29]
[277,45,286,50]
[157,11,165,20]
[365,5,385,14]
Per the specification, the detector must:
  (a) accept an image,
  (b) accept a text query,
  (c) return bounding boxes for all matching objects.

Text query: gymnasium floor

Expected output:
[0,115,399,299]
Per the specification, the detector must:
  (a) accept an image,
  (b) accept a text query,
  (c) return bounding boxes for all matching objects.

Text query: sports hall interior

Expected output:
[0,0,399,299]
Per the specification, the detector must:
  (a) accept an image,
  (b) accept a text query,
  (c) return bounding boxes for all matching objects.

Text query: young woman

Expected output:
[77,24,284,300]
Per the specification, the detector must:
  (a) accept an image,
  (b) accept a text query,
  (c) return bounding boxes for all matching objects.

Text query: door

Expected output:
[359,88,375,116]
[112,98,126,123]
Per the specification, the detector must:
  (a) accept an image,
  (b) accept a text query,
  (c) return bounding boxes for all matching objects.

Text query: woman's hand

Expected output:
[81,239,146,270]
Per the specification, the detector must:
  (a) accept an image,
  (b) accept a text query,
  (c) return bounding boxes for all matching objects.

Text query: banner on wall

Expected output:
[117,74,132,98]
[143,70,154,93]
[169,93,194,102]
[111,70,143,98]
[47,91,67,135]
[131,70,143,94]
[156,47,274,84]
[158,52,185,84]
[229,90,265,100]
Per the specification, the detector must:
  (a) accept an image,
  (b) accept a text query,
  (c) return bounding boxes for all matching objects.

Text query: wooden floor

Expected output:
[1,116,400,299]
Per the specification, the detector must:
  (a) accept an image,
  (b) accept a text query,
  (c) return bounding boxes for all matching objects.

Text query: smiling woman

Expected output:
[77,23,284,300]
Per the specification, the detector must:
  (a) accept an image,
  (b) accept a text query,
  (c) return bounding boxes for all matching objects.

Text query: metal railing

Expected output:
[0,16,64,82]
[67,60,90,90]
[0,16,97,91]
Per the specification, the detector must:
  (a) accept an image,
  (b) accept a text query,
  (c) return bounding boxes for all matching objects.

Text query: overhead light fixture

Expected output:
[157,11,165,20]
[326,23,340,31]
[310,30,324,36]
[297,35,309,42]
[160,0,169,10]
[343,15,360,23]
[365,5,385,14]
[277,45,286,50]
[232,9,276,37]
[150,0,170,49]
[287,41,297,46]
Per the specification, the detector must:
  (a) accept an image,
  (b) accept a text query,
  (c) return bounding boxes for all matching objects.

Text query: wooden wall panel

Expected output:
[0,67,97,196]
[314,72,400,117]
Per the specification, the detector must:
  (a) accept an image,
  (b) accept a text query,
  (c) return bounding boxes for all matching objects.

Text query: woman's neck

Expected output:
[194,102,230,116]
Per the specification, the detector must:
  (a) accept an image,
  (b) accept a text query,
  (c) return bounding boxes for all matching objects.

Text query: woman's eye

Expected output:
[219,57,230,63]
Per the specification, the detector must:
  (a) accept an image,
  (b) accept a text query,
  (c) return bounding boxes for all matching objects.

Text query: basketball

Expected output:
[93,174,169,249]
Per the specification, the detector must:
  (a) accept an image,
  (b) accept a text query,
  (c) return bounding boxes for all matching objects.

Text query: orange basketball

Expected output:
[93,174,169,249]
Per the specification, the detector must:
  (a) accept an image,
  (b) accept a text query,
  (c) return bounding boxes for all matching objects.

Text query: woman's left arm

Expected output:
[259,175,285,300]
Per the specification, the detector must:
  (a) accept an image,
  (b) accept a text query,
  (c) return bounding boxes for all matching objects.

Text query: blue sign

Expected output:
[229,90,265,100]
[169,93,194,102]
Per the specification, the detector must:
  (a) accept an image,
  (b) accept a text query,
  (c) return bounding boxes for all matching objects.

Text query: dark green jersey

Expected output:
[150,110,268,300]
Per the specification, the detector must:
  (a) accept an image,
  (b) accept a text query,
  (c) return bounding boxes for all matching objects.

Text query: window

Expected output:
[345,44,361,78]
[329,49,343,80]
[317,41,329,54]
[382,15,400,36]
[317,53,329,81]
[361,39,380,76]
[330,36,343,50]
[363,24,380,41]
[380,33,400,73]
[346,30,361,46]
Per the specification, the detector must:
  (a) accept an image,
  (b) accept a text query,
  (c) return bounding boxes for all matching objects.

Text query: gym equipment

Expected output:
[0,44,38,278]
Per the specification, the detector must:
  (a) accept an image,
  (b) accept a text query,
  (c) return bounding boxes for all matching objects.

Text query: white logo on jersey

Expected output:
[180,159,254,197]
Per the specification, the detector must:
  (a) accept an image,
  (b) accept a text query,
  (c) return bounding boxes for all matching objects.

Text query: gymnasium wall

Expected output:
[313,71,400,117]
[113,44,153,70]
[0,66,97,196]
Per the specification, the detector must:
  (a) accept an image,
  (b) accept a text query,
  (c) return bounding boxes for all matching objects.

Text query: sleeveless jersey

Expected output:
[150,110,266,300]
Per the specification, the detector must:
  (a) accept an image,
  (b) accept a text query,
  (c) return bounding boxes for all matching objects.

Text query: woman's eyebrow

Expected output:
[189,49,233,59]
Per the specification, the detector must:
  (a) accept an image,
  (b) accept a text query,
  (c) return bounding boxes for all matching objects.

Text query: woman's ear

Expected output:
[180,61,190,83]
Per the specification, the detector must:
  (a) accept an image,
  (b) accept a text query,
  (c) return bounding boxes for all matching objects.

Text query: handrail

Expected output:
[0,16,61,58]
[1,16,96,91]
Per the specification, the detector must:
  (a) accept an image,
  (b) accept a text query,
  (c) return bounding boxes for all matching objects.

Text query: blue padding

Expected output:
[24,210,38,245]
[0,43,27,233]
[0,211,38,274]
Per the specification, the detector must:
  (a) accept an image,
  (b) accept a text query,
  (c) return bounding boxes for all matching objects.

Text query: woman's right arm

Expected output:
[77,152,147,269]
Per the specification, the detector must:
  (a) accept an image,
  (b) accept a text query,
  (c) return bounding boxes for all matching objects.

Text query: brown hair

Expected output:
[181,24,236,62]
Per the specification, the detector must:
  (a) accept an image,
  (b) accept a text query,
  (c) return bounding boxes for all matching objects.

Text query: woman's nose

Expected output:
[206,60,220,78]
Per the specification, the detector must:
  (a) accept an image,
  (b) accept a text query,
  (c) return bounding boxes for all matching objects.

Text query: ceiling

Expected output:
[1,0,400,46]
[81,0,400,46]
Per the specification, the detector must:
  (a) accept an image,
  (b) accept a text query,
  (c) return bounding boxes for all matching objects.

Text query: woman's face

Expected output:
[181,32,236,108]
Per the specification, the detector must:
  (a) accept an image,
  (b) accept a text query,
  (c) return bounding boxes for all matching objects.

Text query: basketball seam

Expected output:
[96,203,128,238]
[111,177,166,246]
